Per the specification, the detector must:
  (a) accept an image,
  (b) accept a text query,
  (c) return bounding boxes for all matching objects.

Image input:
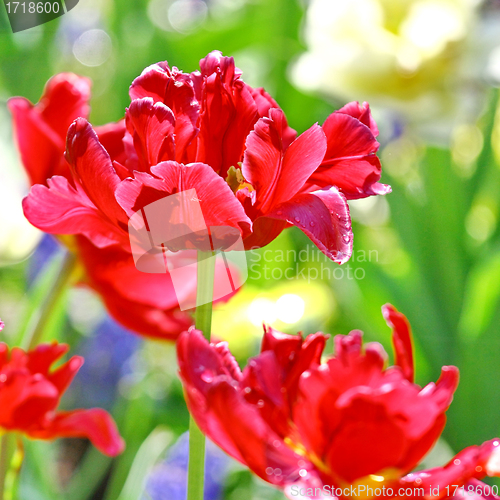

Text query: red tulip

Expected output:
[0,341,124,457]
[176,304,500,499]
[8,73,91,187]
[8,74,230,340]
[22,51,389,264]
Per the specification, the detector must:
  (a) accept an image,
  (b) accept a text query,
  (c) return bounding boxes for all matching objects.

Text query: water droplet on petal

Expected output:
[276,210,282,215]
[275,468,282,476]
[243,387,251,394]
[0,374,6,383]
[201,371,213,383]
[343,235,350,243]
[266,467,273,475]
[294,217,300,223]
[310,221,315,227]
[454,459,461,465]
[299,469,307,477]
[257,399,265,408]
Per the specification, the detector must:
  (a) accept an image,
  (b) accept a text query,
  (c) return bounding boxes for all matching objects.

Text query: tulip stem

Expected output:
[0,434,15,500]
[22,249,77,351]
[187,250,216,500]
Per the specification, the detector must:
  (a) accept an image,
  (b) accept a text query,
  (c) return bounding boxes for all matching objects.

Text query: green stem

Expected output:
[0,434,14,500]
[187,250,216,500]
[22,250,77,351]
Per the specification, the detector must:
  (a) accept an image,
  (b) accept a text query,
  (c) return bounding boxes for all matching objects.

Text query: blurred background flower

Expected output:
[292,0,500,138]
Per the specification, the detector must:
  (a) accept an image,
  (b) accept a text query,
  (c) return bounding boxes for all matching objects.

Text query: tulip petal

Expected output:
[197,51,259,177]
[242,109,327,214]
[30,409,125,457]
[65,118,128,228]
[22,176,124,248]
[263,187,353,263]
[336,101,379,136]
[382,304,414,383]
[130,62,199,162]
[177,331,307,486]
[125,97,176,170]
[309,111,390,199]
[115,161,252,242]
[95,120,127,168]
[400,440,500,497]
[250,87,297,148]
[8,73,91,185]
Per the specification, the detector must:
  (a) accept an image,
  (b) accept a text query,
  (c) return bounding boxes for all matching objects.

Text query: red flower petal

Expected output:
[242,109,327,214]
[30,409,125,457]
[65,118,128,228]
[382,304,415,383]
[250,87,297,148]
[76,237,193,340]
[177,330,306,485]
[130,61,199,163]
[94,120,127,168]
[115,161,252,248]
[400,440,500,497]
[8,73,91,186]
[196,50,259,177]
[336,101,379,137]
[125,97,175,171]
[22,176,123,248]
[309,111,390,199]
[264,187,353,264]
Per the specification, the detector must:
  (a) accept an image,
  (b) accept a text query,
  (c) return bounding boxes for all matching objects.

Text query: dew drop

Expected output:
[266,467,273,475]
[275,468,282,476]
[0,374,6,383]
[310,221,315,227]
[257,399,265,408]
[201,371,213,383]
[454,459,461,465]
[299,469,307,477]
[342,235,350,243]
[294,217,300,223]
[243,387,251,394]
[277,210,282,215]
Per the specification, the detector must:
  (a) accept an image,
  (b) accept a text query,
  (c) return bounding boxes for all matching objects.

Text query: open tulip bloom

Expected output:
[177,304,500,500]
[0,340,124,457]
[10,50,390,339]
